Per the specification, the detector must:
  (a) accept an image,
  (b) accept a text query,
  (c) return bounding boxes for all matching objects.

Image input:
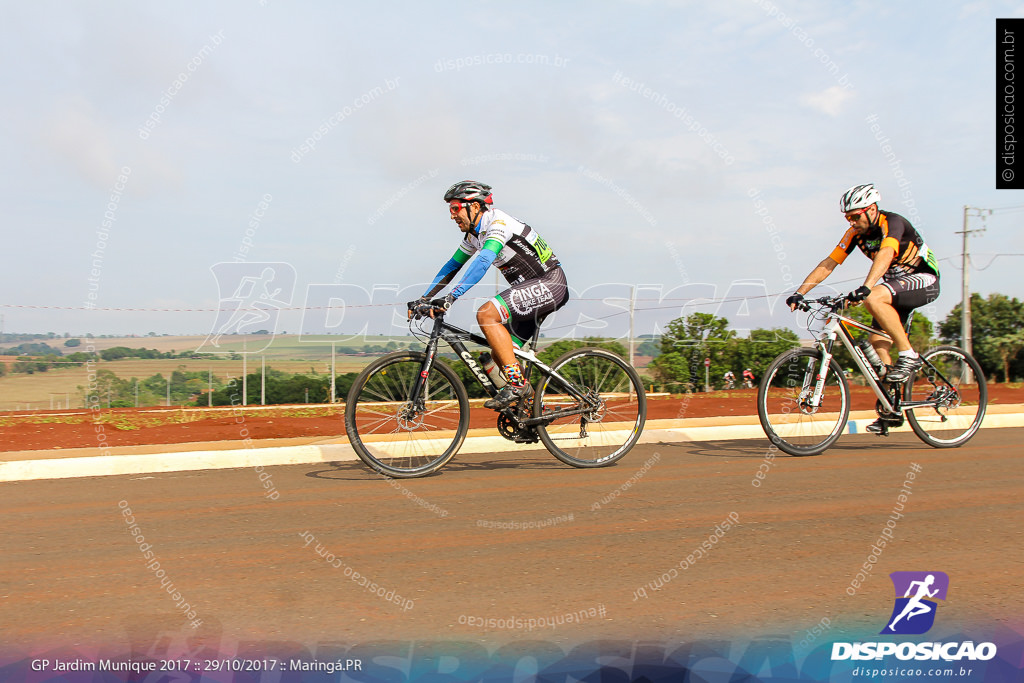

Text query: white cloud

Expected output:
[39,98,121,187]
[799,86,854,116]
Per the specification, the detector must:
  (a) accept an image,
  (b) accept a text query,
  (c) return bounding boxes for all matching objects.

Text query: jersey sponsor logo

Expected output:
[921,243,939,273]
[530,235,554,263]
[509,282,554,314]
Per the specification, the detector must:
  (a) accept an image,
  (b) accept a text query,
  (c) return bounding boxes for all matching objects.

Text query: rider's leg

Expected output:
[477,301,516,367]
[477,301,526,388]
[863,286,913,369]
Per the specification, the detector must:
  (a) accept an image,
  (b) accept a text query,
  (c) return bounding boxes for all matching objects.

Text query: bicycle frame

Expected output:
[809,305,960,415]
[408,315,599,427]
[811,310,897,412]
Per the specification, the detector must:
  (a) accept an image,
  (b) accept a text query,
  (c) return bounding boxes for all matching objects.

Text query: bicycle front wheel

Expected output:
[757,348,850,456]
[535,348,647,467]
[345,352,469,478]
[905,345,987,448]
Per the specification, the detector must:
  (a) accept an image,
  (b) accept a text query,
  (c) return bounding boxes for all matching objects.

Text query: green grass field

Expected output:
[54,333,420,358]
[0,334,414,410]
[0,333,642,410]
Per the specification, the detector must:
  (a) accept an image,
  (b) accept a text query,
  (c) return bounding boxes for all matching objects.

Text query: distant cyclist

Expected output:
[787,184,939,433]
[742,368,755,388]
[409,181,569,410]
[723,370,735,389]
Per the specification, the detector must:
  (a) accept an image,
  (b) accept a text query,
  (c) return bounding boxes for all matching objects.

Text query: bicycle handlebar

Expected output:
[795,294,852,313]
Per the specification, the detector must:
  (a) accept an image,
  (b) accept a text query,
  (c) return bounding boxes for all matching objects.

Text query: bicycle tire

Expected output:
[345,351,470,478]
[534,347,647,468]
[904,345,987,448]
[757,347,850,456]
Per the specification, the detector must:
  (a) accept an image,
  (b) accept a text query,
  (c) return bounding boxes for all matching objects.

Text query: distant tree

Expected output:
[64,338,81,347]
[5,342,63,356]
[986,332,1024,382]
[536,338,629,365]
[940,293,1024,381]
[636,338,661,357]
[649,313,733,391]
[99,346,168,361]
[727,329,801,380]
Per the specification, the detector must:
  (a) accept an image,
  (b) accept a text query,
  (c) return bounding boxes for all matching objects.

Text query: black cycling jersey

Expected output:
[830,211,939,277]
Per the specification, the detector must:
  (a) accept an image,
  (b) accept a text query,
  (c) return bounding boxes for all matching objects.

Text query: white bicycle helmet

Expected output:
[839,184,881,212]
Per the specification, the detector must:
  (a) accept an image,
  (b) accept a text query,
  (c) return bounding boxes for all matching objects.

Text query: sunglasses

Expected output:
[448,201,467,213]
[844,208,868,222]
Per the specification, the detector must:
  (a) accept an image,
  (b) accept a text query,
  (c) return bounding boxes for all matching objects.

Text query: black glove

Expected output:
[408,296,431,319]
[429,293,456,315]
[848,285,872,303]
[786,293,805,310]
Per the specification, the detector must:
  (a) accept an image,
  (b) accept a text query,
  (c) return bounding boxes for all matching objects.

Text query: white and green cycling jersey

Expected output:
[455,208,560,285]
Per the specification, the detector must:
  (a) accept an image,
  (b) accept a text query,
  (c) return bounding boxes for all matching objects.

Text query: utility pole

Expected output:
[242,336,248,407]
[628,285,636,401]
[957,207,989,357]
[628,285,636,369]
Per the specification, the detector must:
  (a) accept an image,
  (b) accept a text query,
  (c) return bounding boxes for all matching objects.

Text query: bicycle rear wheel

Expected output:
[345,352,469,478]
[904,345,987,448]
[757,348,850,456]
[534,348,646,467]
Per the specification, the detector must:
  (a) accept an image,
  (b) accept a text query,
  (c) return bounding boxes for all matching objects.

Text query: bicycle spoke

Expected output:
[536,349,646,467]
[758,348,849,456]
[905,347,987,447]
[345,353,468,477]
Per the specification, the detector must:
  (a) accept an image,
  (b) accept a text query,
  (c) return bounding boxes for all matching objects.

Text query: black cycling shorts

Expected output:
[491,267,569,347]
[874,271,940,327]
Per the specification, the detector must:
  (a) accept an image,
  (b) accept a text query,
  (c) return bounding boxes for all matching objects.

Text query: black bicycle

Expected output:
[344,312,647,477]
[757,295,987,456]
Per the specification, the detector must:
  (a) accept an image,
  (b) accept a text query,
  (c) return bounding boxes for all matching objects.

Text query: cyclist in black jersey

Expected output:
[408,181,569,410]
[787,184,940,431]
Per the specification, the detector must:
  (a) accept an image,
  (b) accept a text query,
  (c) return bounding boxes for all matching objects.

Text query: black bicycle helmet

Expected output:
[443,180,493,205]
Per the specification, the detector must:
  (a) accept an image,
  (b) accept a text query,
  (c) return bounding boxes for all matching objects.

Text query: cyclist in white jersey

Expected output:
[409,181,569,410]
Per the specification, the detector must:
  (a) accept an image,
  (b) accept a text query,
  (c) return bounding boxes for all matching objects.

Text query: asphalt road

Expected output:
[2,428,1022,664]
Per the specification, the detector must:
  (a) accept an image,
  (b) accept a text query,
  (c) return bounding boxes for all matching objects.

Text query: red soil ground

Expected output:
[3,384,1020,452]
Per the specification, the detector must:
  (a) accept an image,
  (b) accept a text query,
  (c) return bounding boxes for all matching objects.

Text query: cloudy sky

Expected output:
[2,0,1022,342]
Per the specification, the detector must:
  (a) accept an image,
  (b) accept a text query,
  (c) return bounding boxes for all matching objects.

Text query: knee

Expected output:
[477,303,500,325]
[863,288,890,312]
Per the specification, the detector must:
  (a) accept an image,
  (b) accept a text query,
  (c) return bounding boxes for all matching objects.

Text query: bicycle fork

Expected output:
[407,332,443,412]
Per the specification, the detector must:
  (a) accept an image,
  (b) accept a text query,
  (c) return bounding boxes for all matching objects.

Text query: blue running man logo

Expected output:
[881,571,949,635]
